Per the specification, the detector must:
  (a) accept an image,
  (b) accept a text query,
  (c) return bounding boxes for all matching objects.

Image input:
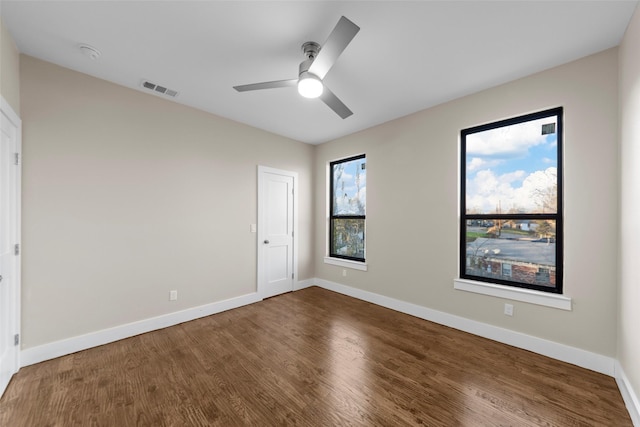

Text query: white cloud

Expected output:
[358,187,366,207]
[466,117,556,159]
[499,170,526,184]
[466,167,556,213]
[473,170,499,196]
[468,157,485,171]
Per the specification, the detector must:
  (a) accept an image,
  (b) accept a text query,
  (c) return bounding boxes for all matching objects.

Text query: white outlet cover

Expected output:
[504,303,514,316]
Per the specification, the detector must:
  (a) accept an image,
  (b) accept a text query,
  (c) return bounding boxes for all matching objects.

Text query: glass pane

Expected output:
[333,157,366,215]
[332,218,365,259]
[464,219,556,288]
[465,115,558,214]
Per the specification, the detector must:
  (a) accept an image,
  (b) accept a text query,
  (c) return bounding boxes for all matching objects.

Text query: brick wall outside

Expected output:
[466,256,555,288]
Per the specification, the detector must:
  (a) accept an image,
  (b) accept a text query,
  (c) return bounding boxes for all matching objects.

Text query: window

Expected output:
[502,263,512,277]
[330,155,366,262]
[460,107,563,293]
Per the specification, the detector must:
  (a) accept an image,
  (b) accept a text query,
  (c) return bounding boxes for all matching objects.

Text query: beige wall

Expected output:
[20,55,314,348]
[12,16,632,382]
[0,18,20,112]
[315,48,620,356]
[619,3,640,407]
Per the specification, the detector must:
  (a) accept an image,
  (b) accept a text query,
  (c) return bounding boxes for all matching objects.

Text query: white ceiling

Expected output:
[1,1,637,144]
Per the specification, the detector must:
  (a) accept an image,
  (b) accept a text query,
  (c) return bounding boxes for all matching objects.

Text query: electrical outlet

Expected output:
[342,269,347,277]
[504,303,514,316]
[169,290,178,301]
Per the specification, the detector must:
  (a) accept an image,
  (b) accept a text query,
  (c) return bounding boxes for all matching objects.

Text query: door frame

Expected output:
[0,95,22,392]
[257,166,298,299]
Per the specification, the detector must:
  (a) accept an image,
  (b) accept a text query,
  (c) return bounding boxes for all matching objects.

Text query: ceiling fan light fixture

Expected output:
[233,16,359,118]
[297,72,323,98]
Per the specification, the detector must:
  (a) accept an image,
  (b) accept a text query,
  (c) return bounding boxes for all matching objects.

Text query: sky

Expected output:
[465,115,558,214]
[334,157,366,216]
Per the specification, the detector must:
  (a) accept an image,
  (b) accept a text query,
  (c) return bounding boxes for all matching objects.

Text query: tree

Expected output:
[333,163,345,213]
[487,224,501,237]
[467,237,492,268]
[487,201,503,237]
[535,220,554,241]
[354,162,364,214]
[532,169,557,213]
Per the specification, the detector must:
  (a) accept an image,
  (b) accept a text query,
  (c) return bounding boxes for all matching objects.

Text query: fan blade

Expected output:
[233,79,297,92]
[320,87,353,119]
[308,16,360,80]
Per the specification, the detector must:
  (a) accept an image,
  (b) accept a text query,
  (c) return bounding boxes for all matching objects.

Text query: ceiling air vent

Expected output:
[141,80,178,98]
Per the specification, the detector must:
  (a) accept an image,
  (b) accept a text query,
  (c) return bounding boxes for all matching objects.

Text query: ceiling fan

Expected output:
[233,16,360,119]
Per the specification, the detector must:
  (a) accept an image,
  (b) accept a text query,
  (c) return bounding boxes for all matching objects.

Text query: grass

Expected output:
[466,231,488,242]
[466,227,536,243]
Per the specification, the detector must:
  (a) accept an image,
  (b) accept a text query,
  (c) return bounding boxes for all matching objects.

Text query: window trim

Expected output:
[453,278,571,310]
[329,154,366,263]
[324,256,368,271]
[460,107,564,294]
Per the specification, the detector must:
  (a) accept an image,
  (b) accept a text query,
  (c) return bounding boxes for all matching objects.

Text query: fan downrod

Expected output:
[299,42,321,76]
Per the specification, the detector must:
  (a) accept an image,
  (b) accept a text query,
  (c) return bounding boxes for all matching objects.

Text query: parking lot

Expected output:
[466,236,555,265]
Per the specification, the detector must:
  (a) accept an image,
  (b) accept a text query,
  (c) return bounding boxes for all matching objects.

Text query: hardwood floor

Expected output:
[0,287,632,426]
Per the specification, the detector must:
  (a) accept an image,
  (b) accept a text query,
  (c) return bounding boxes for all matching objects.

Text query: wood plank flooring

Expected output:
[0,286,632,426]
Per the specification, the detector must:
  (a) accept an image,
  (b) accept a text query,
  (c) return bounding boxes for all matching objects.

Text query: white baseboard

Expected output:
[21,292,262,367]
[616,362,640,426]
[294,278,315,291]
[18,277,638,425]
[21,279,314,367]
[313,278,616,377]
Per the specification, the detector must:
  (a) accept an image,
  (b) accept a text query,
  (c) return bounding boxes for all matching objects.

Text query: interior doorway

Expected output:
[257,166,298,299]
[0,97,21,398]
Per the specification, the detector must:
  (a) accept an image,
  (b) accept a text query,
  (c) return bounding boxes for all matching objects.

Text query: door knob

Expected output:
[264,240,270,244]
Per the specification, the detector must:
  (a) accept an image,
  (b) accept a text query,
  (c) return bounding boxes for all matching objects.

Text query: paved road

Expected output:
[466,237,555,265]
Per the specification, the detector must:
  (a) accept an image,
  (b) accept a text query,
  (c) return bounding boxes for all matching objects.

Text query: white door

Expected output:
[0,98,21,398]
[258,167,297,299]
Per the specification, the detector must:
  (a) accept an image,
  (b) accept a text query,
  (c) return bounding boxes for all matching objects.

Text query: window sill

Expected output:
[324,257,368,271]
[453,278,572,310]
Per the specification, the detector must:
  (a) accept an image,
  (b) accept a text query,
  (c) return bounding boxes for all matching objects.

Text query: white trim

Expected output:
[454,278,572,310]
[294,278,315,291]
[323,256,368,271]
[16,276,630,412]
[616,361,640,426]
[314,278,614,376]
[257,166,298,299]
[21,292,262,367]
[0,95,22,386]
